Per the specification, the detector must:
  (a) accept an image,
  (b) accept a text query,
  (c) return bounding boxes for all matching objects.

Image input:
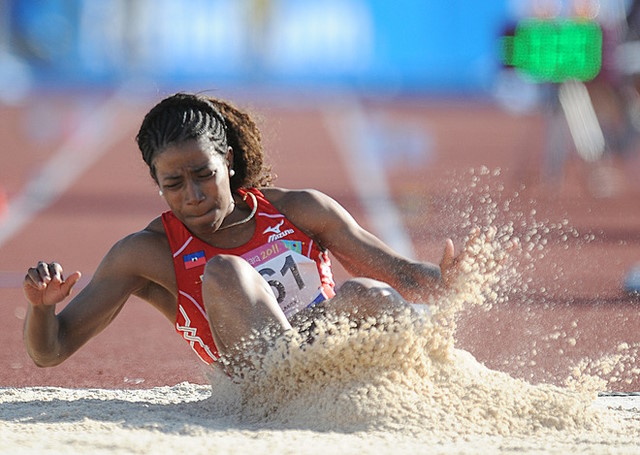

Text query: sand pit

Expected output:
[4,298,640,453]
[2,368,639,454]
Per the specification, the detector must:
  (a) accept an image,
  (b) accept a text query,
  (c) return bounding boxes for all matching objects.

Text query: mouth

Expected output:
[186,206,219,222]
[191,208,214,218]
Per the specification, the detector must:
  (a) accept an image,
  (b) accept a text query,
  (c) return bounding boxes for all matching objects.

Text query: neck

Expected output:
[216,191,257,232]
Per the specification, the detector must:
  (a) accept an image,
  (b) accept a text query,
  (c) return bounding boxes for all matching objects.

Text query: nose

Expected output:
[185,181,205,205]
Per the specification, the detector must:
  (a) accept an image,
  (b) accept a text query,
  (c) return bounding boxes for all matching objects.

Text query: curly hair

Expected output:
[135,92,273,191]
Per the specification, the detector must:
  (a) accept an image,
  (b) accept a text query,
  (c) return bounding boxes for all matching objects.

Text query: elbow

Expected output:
[26,346,66,368]
[23,320,69,368]
[32,356,64,368]
[30,355,64,368]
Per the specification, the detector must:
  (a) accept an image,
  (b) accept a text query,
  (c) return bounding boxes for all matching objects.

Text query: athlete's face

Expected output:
[154,138,234,236]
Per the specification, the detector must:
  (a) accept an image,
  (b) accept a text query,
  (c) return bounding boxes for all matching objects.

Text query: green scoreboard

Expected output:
[502,19,603,83]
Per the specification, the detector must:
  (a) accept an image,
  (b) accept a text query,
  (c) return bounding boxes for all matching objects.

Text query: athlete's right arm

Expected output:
[23,234,153,367]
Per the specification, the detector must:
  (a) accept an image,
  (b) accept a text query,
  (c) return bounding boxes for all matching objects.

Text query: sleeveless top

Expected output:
[161,187,336,364]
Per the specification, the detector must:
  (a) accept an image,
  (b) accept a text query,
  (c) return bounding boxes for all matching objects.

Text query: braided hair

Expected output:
[136,93,273,191]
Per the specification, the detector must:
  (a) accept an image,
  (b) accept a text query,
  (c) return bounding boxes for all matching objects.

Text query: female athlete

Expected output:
[23,93,469,373]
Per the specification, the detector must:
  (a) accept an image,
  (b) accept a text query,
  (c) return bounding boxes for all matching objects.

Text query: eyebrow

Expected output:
[160,163,212,181]
[192,164,212,173]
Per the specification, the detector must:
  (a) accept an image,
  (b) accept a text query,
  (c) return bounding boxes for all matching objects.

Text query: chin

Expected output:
[191,211,222,230]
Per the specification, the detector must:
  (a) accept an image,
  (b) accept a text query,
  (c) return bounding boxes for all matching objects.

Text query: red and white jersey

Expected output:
[161,187,336,364]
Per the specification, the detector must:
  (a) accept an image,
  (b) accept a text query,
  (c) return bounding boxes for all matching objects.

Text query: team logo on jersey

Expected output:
[263,220,284,235]
[263,219,294,242]
[183,250,206,269]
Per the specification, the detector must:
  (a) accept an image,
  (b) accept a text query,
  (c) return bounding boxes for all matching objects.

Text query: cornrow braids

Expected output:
[136,93,273,191]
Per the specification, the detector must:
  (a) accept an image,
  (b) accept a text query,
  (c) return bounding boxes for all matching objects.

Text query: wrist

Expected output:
[28,301,57,316]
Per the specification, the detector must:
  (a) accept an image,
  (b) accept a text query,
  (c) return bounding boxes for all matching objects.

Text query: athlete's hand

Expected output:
[23,261,81,307]
[439,228,481,288]
[439,238,458,289]
[439,227,517,289]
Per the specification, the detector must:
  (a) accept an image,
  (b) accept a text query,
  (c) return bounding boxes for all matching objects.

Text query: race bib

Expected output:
[241,240,325,318]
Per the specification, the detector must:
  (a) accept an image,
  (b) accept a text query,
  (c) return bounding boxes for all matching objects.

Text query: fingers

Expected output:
[439,228,483,287]
[441,238,455,269]
[438,238,457,288]
[25,262,71,289]
[25,262,50,290]
[49,262,63,283]
[61,271,82,296]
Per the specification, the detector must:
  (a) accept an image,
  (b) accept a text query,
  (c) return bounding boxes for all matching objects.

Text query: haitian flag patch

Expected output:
[183,250,206,269]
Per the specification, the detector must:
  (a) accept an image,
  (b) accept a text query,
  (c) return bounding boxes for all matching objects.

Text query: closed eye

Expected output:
[197,170,214,179]
[162,179,182,189]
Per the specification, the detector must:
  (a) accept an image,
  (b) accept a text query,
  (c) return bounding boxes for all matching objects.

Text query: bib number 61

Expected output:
[258,254,305,303]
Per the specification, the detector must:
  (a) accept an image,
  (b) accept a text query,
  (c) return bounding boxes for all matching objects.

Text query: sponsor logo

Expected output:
[268,229,294,242]
[264,219,294,242]
[263,219,285,235]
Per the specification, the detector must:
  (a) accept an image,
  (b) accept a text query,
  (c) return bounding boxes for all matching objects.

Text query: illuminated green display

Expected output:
[502,19,602,82]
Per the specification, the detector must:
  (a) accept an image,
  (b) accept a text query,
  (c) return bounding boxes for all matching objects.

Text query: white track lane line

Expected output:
[0,90,136,248]
[322,98,415,259]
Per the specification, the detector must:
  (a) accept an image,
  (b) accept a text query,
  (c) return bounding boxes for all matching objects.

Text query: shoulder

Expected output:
[113,217,166,250]
[260,187,336,214]
[260,187,352,239]
[100,217,170,271]
[86,217,177,317]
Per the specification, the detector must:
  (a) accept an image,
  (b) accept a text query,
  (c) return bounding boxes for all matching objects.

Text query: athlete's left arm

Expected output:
[269,188,461,302]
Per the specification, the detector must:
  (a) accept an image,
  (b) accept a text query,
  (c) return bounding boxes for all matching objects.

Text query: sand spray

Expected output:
[202,167,639,443]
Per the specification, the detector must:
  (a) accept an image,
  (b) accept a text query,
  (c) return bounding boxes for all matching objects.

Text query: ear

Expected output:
[225,146,234,169]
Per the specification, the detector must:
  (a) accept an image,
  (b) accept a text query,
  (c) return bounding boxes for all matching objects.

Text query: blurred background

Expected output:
[0,0,507,96]
[1,0,640,391]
